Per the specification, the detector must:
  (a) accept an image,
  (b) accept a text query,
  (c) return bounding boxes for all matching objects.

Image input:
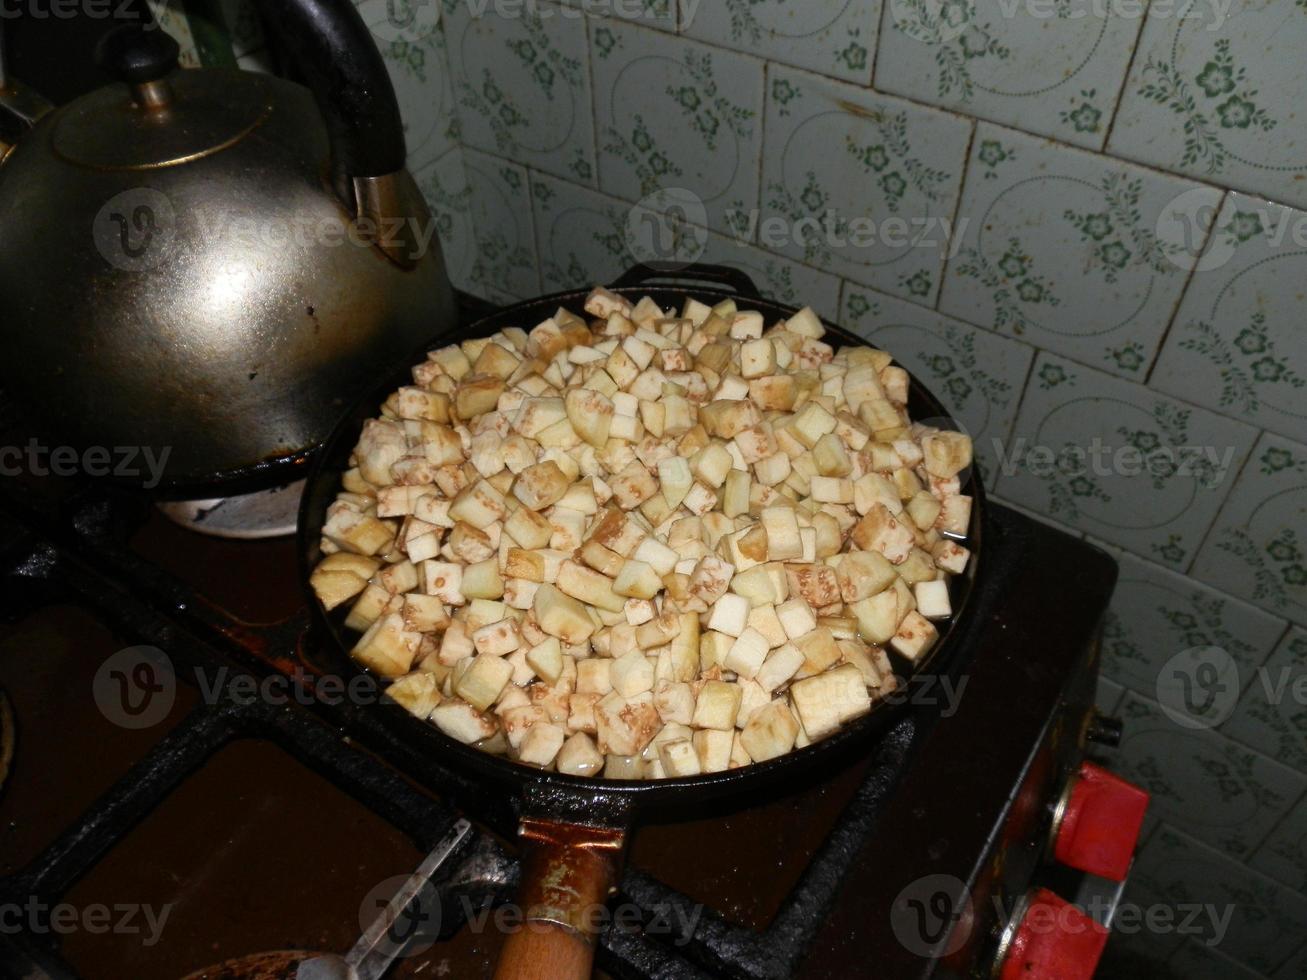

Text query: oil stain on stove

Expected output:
[0,605,197,877]
[52,739,489,980]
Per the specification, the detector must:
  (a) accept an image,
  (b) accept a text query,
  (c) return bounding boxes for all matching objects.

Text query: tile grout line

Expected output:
[1270,939,1307,979]
[582,11,603,193]
[753,58,772,250]
[1181,425,1263,578]
[868,0,890,95]
[1141,821,1307,976]
[1099,1,1153,152]
[988,345,1041,501]
[731,59,981,310]
[1244,786,1307,897]
[522,160,544,297]
[1104,538,1294,687]
[1244,780,1307,900]
[862,0,881,87]
[1141,186,1229,388]
[933,117,979,315]
[1124,685,1307,784]
[523,164,552,292]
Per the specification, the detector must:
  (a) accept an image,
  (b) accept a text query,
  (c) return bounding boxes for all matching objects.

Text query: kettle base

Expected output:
[157,479,304,540]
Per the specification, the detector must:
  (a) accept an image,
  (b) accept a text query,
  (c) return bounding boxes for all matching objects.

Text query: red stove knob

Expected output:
[1051,761,1149,882]
[997,889,1108,980]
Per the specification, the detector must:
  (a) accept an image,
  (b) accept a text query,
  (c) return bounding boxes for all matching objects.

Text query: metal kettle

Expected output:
[0,0,457,491]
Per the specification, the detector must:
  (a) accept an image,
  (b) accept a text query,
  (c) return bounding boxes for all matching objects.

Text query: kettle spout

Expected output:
[0,22,54,145]
[0,77,53,146]
[351,171,437,272]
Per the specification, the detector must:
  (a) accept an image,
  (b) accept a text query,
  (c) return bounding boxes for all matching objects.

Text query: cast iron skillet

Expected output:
[298,263,985,978]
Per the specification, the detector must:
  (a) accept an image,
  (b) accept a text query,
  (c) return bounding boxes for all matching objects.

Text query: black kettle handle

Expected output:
[261,0,407,181]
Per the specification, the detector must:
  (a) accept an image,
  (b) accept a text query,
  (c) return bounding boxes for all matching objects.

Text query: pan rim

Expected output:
[296,280,986,803]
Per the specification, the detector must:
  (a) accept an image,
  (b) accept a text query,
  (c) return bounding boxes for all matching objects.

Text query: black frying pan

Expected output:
[297,263,985,978]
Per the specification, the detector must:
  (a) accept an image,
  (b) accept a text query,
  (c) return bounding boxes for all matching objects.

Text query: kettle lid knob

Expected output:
[95,23,179,104]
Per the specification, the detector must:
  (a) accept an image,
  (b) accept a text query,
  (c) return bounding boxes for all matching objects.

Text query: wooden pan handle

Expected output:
[492,817,627,980]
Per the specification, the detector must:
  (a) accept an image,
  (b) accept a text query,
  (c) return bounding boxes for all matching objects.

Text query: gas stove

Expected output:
[0,295,1137,980]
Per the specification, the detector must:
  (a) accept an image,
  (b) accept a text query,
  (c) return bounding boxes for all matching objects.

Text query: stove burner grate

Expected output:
[0,472,1013,979]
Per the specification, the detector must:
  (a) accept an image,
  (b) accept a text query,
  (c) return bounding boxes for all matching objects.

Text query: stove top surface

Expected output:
[0,489,1114,980]
[0,295,1119,980]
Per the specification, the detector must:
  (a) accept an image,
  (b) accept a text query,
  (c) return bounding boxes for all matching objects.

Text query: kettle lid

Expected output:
[50,24,275,171]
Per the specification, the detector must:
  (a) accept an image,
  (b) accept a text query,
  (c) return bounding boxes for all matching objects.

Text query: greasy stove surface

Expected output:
[0,284,1116,980]
[0,481,1116,979]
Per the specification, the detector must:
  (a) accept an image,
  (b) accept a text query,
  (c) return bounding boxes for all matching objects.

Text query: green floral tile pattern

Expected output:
[1224,628,1307,776]
[1251,766,1307,891]
[530,173,635,291]
[1098,675,1125,715]
[591,22,763,234]
[530,173,840,316]
[1109,0,1307,211]
[1097,547,1284,701]
[700,235,843,319]
[940,124,1219,377]
[413,149,483,299]
[1194,433,1307,626]
[558,0,675,30]
[356,0,460,169]
[681,0,879,85]
[218,0,265,58]
[1117,693,1307,866]
[762,65,970,305]
[1152,193,1307,445]
[1127,822,1307,972]
[839,284,1034,489]
[149,0,203,67]
[997,353,1257,568]
[443,0,596,181]
[874,0,1144,149]
[459,149,540,300]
